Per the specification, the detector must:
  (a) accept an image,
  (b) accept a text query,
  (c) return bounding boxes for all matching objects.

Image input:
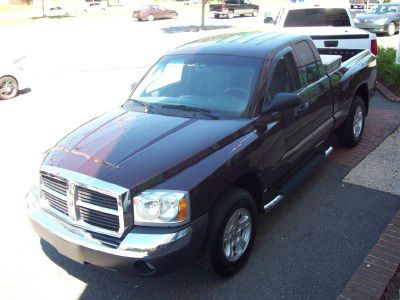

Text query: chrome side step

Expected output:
[263,195,284,212]
[324,146,333,158]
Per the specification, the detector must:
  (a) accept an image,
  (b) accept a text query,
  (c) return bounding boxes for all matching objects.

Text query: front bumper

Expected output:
[28,206,208,276]
[354,23,387,32]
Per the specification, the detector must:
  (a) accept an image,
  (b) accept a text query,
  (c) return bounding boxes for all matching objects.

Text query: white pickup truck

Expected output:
[265,7,378,60]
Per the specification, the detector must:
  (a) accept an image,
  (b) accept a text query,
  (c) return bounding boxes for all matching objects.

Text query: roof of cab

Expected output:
[167,31,308,59]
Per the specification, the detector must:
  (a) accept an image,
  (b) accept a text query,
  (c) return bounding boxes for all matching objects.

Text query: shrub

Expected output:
[377,47,400,95]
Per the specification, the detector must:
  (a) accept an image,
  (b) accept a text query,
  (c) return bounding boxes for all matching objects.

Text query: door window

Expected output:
[266,52,300,102]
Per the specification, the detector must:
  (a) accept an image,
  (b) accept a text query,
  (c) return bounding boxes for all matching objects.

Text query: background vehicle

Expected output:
[0,59,24,100]
[28,31,377,278]
[132,5,178,21]
[264,7,378,61]
[353,3,400,36]
[210,0,259,19]
[184,0,201,5]
[82,0,107,13]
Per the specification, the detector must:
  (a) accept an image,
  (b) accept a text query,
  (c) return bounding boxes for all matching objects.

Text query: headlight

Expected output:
[374,18,388,25]
[133,190,189,226]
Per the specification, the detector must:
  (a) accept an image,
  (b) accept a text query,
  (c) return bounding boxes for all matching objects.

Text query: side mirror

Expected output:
[264,93,301,113]
[264,16,274,24]
[131,81,137,90]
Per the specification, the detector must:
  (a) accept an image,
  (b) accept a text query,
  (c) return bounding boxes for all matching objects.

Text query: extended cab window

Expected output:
[267,52,300,101]
[294,41,324,86]
[284,8,351,27]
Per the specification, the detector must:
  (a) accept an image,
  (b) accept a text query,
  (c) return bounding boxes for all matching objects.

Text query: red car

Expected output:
[133,5,178,21]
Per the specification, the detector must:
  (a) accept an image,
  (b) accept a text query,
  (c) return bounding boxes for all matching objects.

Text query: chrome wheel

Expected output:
[222,208,252,262]
[0,76,18,100]
[353,106,363,138]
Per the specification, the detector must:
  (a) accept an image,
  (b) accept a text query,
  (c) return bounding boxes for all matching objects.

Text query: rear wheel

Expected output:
[387,22,396,36]
[215,14,220,18]
[228,11,234,19]
[147,14,154,21]
[337,96,366,147]
[0,76,18,100]
[252,9,258,17]
[203,188,257,277]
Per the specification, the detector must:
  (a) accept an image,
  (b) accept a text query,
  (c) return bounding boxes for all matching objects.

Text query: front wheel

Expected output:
[228,11,234,19]
[170,12,177,19]
[387,22,396,36]
[203,188,257,277]
[147,14,154,21]
[0,76,18,100]
[215,14,220,18]
[337,96,366,147]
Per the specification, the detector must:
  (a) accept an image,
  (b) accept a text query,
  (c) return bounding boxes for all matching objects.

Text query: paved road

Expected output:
[1,13,400,300]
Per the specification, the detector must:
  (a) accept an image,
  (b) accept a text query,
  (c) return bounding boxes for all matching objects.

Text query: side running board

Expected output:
[264,146,333,212]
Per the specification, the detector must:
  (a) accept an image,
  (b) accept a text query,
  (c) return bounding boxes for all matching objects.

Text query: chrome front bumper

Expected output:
[28,206,208,276]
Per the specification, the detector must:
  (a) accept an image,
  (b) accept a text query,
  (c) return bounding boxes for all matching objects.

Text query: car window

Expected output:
[284,8,351,27]
[293,41,323,86]
[267,52,300,102]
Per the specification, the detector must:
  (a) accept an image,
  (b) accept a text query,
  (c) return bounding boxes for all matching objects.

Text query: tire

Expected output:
[170,12,177,19]
[215,14,220,18]
[337,96,366,147]
[252,9,258,17]
[0,76,18,100]
[387,22,396,36]
[147,14,154,21]
[203,187,257,277]
[228,11,234,19]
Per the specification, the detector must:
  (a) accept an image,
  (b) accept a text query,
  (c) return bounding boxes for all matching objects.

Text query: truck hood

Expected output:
[43,107,253,190]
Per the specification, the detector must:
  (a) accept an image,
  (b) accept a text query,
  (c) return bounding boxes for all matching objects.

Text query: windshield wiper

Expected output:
[128,98,154,110]
[160,104,218,120]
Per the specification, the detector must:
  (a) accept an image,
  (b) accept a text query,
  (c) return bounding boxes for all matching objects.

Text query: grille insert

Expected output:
[41,175,68,196]
[43,190,68,215]
[77,187,118,210]
[79,207,120,232]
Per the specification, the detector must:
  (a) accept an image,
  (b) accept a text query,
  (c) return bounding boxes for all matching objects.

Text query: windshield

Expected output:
[126,54,263,119]
[370,5,399,14]
[284,8,351,27]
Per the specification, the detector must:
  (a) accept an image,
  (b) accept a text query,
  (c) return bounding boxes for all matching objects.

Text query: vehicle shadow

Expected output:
[161,25,231,34]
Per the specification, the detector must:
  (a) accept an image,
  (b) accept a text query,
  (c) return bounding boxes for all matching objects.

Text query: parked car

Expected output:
[132,5,177,21]
[27,31,376,277]
[210,0,259,19]
[184,0,200,5]
[82,0,107,13]
[353,3,400,36]
[0,59,24,100]
[264,7,378,61]
[44,5,77,17]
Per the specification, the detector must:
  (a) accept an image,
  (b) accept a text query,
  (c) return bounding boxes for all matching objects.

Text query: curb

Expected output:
[338,211,400,299]
[376,82,400,103]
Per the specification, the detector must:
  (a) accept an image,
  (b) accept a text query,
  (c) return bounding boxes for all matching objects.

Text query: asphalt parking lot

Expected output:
[1,10,400,299]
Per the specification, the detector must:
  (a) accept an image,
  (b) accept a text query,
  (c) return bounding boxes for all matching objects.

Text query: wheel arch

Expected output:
[354,82,369,115]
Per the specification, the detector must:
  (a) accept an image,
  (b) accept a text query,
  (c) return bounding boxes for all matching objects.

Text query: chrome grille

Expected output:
[77,187,118,210]
[39,166,131,238]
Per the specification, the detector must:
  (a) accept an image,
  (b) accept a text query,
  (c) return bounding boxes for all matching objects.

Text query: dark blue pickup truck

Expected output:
[27,31,376,278]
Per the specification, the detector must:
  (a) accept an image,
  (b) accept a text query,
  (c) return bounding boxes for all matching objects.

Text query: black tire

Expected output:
[203,187,257,277]
[337,96,366,147]
[215,14,220,18]
[0,76,18,100]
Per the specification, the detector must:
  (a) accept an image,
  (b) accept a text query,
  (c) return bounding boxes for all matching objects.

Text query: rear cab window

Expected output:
[284,8,351,27]
[293,41,325,87]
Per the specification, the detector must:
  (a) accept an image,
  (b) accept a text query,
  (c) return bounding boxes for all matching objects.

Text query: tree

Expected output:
[201,0,207,28]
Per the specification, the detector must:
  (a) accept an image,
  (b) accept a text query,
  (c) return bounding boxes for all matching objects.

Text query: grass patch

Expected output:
[377,47,400,96]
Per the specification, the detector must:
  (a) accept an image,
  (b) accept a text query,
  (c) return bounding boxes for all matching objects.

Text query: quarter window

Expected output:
[294,41,323,86]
